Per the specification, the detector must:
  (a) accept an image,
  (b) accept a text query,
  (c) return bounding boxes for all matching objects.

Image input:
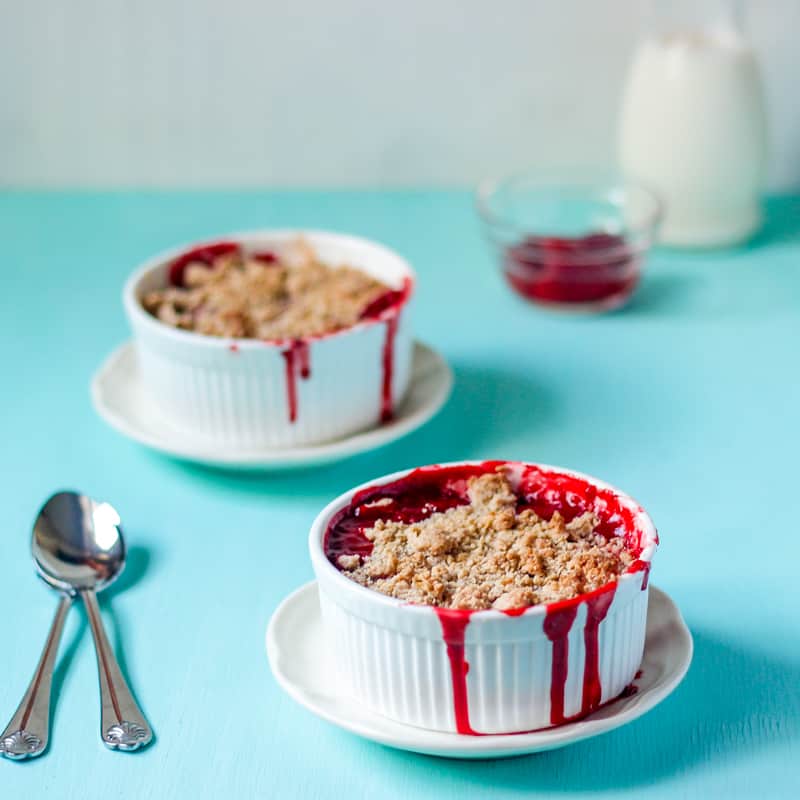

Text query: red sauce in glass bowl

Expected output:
[504,233,640,310]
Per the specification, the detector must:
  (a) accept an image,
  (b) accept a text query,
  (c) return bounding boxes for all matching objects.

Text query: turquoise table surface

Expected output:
[0,191,799,799]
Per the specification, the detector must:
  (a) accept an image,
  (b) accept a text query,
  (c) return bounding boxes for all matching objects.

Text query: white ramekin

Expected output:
[309,460,658,735]
[123,230,415,449]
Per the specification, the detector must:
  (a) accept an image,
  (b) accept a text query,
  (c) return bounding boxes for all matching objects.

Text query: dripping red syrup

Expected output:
[543,603,580,726]
[324,460,656,735]
[360,279,412,424]
[434,609,478,735]
[504,233,640,310]
[274,279,411,425]
[430,581,631,735]
[630,559,651,590]
[281,340,311,423]
[164,241,413,425]
[580,584,617,715]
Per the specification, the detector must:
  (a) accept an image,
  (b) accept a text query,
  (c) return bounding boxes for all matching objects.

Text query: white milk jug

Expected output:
[618,5,768,247]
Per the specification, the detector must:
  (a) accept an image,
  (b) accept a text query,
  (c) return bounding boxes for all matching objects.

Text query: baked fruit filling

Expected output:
[329,466,634,611]
[142,239,395,339]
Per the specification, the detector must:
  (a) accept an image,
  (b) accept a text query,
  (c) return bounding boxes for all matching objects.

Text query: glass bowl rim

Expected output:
[476,167,664,247]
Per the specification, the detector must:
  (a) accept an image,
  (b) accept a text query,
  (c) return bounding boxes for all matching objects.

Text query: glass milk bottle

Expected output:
[618,1,768,246]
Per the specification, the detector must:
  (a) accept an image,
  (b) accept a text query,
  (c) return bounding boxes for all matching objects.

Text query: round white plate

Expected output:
[266,582,692,759]
[91,341,452,470]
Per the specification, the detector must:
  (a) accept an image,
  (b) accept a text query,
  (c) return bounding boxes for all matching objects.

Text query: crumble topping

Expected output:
[142,240,391,339]
[337,470,633,610]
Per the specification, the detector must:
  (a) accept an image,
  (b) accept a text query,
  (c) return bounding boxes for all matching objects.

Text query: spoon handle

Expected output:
[82,589,153,751]
[0,594,71,760]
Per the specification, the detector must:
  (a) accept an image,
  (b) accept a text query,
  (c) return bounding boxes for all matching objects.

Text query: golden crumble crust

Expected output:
[337,469,633,610]
[142,240,390,340]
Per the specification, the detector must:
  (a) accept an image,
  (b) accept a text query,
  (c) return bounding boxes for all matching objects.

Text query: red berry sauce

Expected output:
[542,602,580,726]
[325,461,655,735]
[504,233,639,310]
[167,241,241,287]
[281,340,312,424]
[359,279,413,425]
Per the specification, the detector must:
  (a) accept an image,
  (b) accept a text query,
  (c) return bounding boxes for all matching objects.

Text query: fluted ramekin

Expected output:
[309,460,658,735]
[123,231,415,449]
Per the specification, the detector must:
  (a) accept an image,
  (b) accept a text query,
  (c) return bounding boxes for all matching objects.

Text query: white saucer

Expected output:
[91,341,453,470]
[267,582,692,759]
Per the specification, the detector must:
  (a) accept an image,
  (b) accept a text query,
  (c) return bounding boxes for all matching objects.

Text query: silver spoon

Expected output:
[0,493,75,759]
[0,491,152,757]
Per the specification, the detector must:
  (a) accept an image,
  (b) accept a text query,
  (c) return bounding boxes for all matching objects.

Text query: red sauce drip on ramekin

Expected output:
[580,583,617,715]
[280,340,311,423]
[542,603,580,726]
[359,279,413,424]
[433,608,478,735]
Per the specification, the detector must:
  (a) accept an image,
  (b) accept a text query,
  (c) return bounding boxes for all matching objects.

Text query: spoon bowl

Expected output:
[33,491,125,594]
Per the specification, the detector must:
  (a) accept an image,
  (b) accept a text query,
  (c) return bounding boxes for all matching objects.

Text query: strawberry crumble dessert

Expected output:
[141,239,392,340]
[316,459,657,734]
[334,468,634,611]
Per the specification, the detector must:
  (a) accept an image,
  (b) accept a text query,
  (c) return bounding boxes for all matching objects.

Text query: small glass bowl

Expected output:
[477,169,662,312]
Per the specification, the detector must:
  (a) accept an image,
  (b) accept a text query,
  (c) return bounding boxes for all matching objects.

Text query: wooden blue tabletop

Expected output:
[0,191,798,798]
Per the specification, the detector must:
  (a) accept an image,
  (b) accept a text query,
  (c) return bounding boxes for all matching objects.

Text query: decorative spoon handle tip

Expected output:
[82,589,153,753]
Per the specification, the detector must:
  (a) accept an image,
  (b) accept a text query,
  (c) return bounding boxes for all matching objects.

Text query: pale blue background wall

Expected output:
[1,0,798,189]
